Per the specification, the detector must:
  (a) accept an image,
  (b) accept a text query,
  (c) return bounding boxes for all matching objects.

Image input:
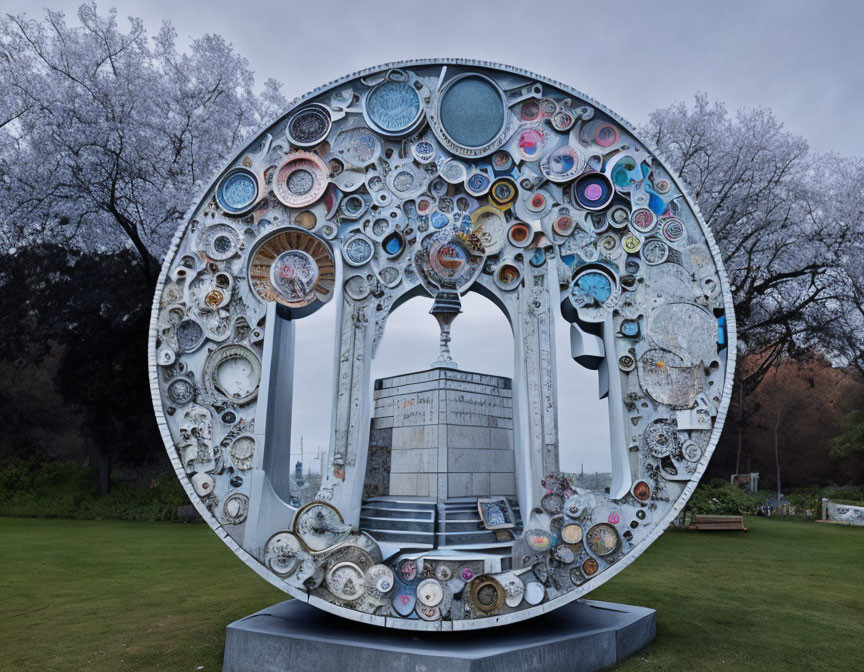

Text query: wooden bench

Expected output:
[688,514,748,531]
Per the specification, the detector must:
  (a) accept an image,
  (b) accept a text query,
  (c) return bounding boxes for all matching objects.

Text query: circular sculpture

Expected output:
[150,60,735,631]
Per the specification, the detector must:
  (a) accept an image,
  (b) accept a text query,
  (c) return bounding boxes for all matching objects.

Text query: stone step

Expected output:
[439,499,520,510]
[359,497,521,551]
[359,506,435,520]
[363,498,436,511]
[436,543,517,552]
[362,528,435,548]
[437,535,513,549]
[439,502,479,511]
[436,519,484,533]
[439,510,481,521]
[360,516,435,532]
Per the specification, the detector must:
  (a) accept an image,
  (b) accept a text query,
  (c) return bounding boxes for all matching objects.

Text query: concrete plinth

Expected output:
[365,368,516,501]
[223,599,656,672]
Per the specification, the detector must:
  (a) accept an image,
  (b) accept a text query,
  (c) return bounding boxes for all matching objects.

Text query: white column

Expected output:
[319,297,375,527]
[602,315,633,500]
[254,301,295,501]
[513,257,560,517]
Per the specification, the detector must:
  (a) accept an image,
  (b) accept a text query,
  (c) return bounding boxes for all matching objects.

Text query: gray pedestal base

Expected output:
[223,599,656,672]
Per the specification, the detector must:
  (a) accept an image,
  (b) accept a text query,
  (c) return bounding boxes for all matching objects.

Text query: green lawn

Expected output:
[0,516,861,671]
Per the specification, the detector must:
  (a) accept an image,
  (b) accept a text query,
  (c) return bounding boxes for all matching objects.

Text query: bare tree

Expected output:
[0,4,286,492]
[0,3,285,284]
[818,158,864,377]
[642,94,856,392]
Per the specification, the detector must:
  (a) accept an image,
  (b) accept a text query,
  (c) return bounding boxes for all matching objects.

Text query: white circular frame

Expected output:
[149,59,737,632]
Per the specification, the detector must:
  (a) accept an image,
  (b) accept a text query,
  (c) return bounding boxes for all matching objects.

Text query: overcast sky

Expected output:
[6,0,860,473]
[5,0,861,155]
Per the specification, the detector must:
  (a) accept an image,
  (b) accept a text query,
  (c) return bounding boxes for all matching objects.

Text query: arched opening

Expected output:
[286,298,337,505]
[554,316,612,492]
[372,292,514,380]
[367,291,516,497]
[362,291,517,550]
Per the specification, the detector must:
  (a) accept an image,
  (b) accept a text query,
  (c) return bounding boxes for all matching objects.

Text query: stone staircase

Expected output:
[359,496,522,551]
[437,497,522,549]
[359,498,437,549]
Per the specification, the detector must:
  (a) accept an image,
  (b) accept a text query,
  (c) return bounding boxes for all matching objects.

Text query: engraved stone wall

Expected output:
[368,368,515,500]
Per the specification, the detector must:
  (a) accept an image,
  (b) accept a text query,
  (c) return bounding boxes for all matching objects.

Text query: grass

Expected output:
[0,518,282,672]
[0,516,861,671]
[593,517,864,671]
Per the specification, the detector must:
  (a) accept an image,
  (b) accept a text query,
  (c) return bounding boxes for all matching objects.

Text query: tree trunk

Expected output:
[735,383,744,476]
[98,446,111,495]
[106,201,159,288]
[774,414,782,504]
[98,423,111,495]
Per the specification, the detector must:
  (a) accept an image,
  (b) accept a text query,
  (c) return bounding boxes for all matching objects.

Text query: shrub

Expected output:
[687,479,764,515]
[822,485,864,507]
[686,480,864,519]
[0,457,190,522]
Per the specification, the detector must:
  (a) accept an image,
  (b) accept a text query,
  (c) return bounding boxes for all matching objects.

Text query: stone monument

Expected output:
[149,60,736,669]
[366,368,515,501]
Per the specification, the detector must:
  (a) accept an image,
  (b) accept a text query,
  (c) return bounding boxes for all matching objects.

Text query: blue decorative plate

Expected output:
[364,80,422,136]
[216,168,258,215]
